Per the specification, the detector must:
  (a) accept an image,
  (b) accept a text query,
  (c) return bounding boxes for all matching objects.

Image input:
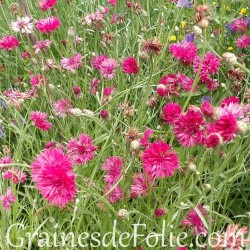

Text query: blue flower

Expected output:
[177,0,192,8]
[184,32,194,42]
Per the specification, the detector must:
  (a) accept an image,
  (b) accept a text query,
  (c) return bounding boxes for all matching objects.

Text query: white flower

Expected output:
[10,16,34,34]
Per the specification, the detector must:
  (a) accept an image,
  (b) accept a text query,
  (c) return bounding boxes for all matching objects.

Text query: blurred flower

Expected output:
[40,0,57,11]
[122,57,139,75]
[99,58,118,79]
[103,184,122,204]
[3,168,27,184]
[181,204,207,235]
[163,102,182,124]
[36,16,61,33]
[141,37,163,56]
[10,16,34,33]
[30,111,52,131]
[237,35,250,49]
[53,98,73,117]
[61,52,83,72]
[0,188,16,210]
[33,40,52,54]
[0,35,19,51]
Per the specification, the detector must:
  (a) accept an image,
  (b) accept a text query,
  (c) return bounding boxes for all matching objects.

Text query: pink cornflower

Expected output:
[10,16,34,34]
[31,148,77,207]
[3,168,27,184]
[0,188,16,210]
[237,35,250,49]
[89,77,101,94]
[61,53,83,72]
[163,102,182,124]
[193,52,221,90]
[181,204,207,236]
[157,74,179,97]
[173,109,205,147]
[30,111,52,131]
[102,156,122,184]
[142,140,180,179]
[104,184,122,204]
[66,133,97,165]
[177,247,187,250]
[131,173,154,198]
[53,98,73,117]
[227,18,248,33]
[177,73,196,92]
[210,114,237,142]
[0,156,12,172]
[33,40,52,54]
[213,224,250,250]
[122,57,139,75]
[41,0,57,11]
[36,16,61,33]
[169,41,198,65]
[30,75,47,86]
[139,128,154,147]
[154,208,166,218]
[92,55,108,70]
[108,0,117,6]
[99,58,118,79]
[0,35,19,51]
[219,103,244,119]
[45,141,55,149]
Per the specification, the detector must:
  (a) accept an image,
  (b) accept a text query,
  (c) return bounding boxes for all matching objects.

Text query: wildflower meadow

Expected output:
[0,0,250,249]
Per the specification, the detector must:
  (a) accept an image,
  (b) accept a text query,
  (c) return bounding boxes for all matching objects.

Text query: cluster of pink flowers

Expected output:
[30,111,52,131]
[163,96,247,148]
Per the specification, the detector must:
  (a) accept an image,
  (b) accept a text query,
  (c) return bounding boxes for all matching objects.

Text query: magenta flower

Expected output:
[104,184,122,204]
[31,148,77,207]
[142,140,180,179]
[163,102,182,124]
[0,188,16,210]
[33,40,52,54]
[41,0,57,11]
[66,133,97,165]
[92,55,108,70]
[30,111,52,131]
[122,57,139,75]
[53,98,73,117]
[237,35,250,49]
[131,173,154,198]
[61,53,83,72]
[3,168,27,184]
[0,35,19,51]
[99,58,118,79]
[169,41,197,64]
[181,204,207,236]
[36,16,61,33]
[173,110,205,147]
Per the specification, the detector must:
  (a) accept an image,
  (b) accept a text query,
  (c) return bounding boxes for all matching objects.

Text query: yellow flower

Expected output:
[169,35,177,42]
[212,2,218,7]
[181,21,187,28]
[224,5,230,11]
[240,8,247,15]
[227,46,234,51]
[180,35,184,41]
